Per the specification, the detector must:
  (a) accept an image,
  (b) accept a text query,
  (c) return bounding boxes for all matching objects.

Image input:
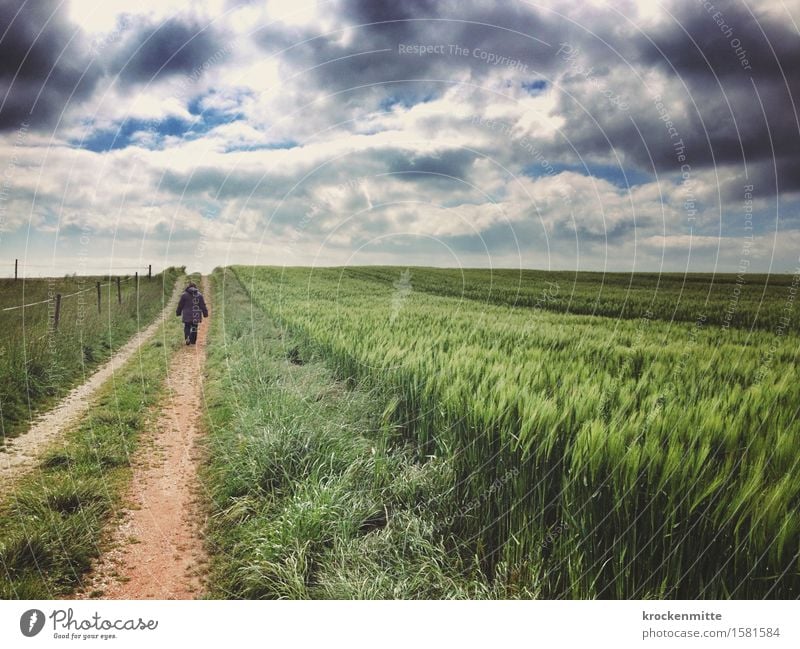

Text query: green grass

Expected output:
[339,266,797,331]
[228,265,800,598]
[0,268,182,441]
[0,281,187,598]
[202,268,509,598]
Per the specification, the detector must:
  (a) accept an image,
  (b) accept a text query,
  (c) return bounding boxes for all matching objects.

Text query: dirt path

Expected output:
[0,280,184,486]
[77,276,210,599]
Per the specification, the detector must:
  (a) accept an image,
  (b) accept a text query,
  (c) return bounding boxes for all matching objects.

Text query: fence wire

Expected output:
[1,275,140,312]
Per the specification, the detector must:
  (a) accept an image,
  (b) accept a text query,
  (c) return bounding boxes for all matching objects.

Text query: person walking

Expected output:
[176,281,209,345]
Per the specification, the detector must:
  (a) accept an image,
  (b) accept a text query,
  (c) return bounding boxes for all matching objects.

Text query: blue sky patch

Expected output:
[522,79,547,94]
[74,117,191,152]
[222,140,299,153]
[73,109,244,152]
[378,92,435,112]
[522,161,653,188]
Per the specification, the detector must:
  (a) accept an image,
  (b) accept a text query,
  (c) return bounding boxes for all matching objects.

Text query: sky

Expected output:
[0,0,798,275]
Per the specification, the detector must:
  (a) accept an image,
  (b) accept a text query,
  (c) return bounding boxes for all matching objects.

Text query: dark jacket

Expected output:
[176,286,209,324]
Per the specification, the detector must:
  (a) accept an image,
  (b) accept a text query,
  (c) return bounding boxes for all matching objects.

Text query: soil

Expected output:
[75,276,211,600]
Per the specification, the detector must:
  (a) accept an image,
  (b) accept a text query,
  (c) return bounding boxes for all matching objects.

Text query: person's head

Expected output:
[186,282,197,290]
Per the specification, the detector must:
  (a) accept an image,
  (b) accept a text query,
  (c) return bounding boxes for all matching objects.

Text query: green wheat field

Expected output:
[206,266,799,599]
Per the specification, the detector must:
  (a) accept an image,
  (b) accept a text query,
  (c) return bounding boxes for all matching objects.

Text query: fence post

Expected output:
[14,258,18,281]
[53,293,62,330]
[135,272,139,302]
[96,281,101,314]
[148,264,152,280]
[116,276,121,304]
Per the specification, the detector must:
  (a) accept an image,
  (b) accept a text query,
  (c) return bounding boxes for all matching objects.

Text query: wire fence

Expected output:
[5,259,154,282]
[9,264,147,269]
[0,276,137,312]
[1,261,158,329]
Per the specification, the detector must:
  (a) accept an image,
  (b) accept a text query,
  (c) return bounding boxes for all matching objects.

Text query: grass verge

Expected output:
[0,268,182,442]
[0,277,188,598]
[202,268,518,599]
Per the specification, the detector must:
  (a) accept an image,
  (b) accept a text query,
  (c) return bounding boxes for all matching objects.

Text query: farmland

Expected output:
[0,269,180,441]
[214,265,800,598]
[339,266,799,332]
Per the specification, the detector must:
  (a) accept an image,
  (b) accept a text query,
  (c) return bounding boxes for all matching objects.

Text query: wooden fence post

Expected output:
[14,258,18,281]
[135,272,139,302]
[96,281,101,314]
[116,276,122,304]
[53,293,62,330]
[148,264,152,280]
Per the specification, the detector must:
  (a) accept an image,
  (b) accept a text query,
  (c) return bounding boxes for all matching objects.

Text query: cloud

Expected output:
[0,0,798,273]
[251,0,559,105]
[638,1,800,186]
[110,15,229,84]
[545,0,800,195]
[0,0,101,130]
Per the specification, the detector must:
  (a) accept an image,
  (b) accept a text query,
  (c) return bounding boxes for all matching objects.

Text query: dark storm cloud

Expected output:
[637,1,800,188]
[0,4,228,132]
[549,0,799,194]
[253,0,559,101]
[641,1,797,81]
[0,0,101,130]
[342,0,441,23]
[111,16,227,83]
